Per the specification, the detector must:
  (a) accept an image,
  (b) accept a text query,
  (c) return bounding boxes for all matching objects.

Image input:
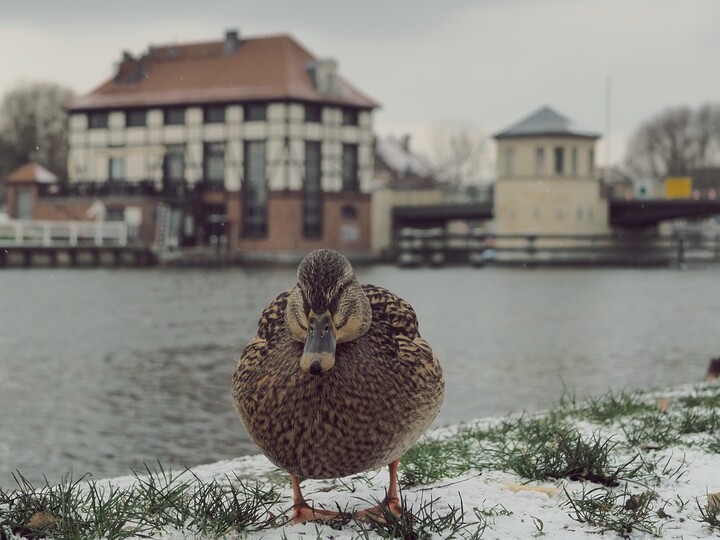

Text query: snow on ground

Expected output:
[169,447,719,539]
[20,382,720,539]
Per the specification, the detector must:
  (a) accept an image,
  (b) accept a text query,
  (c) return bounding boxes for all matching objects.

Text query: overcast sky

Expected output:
[2,0,719,168]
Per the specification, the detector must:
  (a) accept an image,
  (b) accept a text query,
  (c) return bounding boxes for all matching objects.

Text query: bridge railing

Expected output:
[0,220,128,247]
[395,228,720,265]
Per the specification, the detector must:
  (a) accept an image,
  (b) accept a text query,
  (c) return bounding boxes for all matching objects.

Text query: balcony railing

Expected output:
[39,179,227,198]
[0,220,128,247]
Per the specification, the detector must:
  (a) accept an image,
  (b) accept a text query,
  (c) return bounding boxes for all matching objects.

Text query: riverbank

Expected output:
[1,381,719,539]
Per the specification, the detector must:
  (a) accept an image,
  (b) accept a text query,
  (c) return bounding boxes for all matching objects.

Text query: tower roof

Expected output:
[494,106,600,139]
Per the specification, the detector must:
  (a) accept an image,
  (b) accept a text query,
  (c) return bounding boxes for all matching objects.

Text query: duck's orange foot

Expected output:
[354,496,403,523]
[292,503,344,524]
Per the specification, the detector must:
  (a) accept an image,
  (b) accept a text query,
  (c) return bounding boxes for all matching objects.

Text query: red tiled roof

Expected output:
[5,163,58,183]
[68,33,379,111]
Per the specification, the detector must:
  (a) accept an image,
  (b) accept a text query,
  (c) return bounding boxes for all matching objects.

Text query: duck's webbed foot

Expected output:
[292,502,344,524]
[291,474,345,524]
[353,496,402,522]
[354,459,403,522]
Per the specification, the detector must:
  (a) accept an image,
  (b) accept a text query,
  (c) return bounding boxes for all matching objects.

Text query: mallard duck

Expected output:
[232,249,444,523]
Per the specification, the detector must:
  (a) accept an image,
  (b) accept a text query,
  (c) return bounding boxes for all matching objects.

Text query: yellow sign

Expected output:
[664,177,692,199]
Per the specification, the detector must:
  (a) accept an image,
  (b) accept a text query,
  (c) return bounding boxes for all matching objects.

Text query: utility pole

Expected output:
[605,76,612,183]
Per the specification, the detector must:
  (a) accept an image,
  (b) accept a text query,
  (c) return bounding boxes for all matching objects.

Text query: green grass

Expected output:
[620,413,682,450]
[492,416,644,486]
[0,465,280,540]
[563,485,666,537]
[676,387,720,409]
[696,496,720,531]
[677,408,720,435]
[569,390,659,424]
[350,494,486,540]
[402,415,648,490]
[3,383,720,539]
[400,437,478,489]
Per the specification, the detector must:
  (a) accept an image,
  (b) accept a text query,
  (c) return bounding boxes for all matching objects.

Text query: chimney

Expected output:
[223,29,240,55]
[115,51,140,83]
[306,58,340,95]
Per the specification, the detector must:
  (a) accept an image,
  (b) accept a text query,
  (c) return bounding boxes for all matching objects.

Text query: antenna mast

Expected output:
[605,76,612,183]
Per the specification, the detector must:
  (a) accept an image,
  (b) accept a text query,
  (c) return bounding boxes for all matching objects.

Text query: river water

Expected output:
[1,265,719,489]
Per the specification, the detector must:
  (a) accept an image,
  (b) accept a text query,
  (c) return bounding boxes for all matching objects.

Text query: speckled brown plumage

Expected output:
[232,281,444,480]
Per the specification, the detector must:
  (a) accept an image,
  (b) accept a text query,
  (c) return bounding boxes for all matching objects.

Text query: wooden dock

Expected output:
[0,220,155,268]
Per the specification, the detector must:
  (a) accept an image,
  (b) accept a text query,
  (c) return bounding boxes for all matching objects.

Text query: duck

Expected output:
[232,249,444,523]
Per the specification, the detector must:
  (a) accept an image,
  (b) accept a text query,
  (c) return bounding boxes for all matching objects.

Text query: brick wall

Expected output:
[233,191,371,254]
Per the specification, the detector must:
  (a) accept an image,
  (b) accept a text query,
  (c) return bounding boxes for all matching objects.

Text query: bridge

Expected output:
[392,199,720,229]
[0,220,155,267]
[392,202,493,228]
[609,199,720,227]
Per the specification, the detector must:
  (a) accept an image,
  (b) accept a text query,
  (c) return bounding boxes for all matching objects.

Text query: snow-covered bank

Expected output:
[2,382,719,539]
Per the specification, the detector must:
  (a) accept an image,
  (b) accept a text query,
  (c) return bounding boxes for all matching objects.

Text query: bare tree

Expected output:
[0,82,75,185]
[428,124,494,190]
[625,103,720,179]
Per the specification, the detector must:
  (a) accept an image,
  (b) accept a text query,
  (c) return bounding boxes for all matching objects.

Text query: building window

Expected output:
[554,147,564,175]
[535,147,545,176]
[88,111,109,129]
[109,157,125,182]
[571,147,578,176]
[16,188,32,219]
[163,145,185,184]
[305,104,322,123]
[303,141,322,238]
[204,105,226,123]
[341,204,357,219]
[588,149,595,177]
[126,109,147,127]
[203,142,225,186]
[106,207,125,221]
[245,103,267,121]
[341,143,359,192]
[341,108,359,126]
[164,108,185,125]
[504,148,514,177]
[242,140,267,237]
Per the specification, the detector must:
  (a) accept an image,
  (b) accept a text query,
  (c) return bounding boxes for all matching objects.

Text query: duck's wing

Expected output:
[238,290,291,368]
[362,284,438,370]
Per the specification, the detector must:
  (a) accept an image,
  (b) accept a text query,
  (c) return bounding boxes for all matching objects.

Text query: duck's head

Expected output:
[286,249,372,376]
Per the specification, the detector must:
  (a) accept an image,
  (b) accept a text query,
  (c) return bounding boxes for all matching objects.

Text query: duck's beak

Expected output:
[300,310,336,376]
